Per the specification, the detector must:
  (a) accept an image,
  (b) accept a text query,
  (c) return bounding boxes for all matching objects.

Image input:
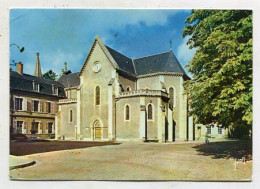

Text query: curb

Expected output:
[10,160,36,170]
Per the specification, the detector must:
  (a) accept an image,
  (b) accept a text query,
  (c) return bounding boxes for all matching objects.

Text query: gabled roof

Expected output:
[10,71,65,97]
[79,35,189,79]
[58,72,80,88]
[133,51,188,77]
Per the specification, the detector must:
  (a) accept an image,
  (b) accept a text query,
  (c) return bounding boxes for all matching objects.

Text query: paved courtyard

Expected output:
[9,140,252,181]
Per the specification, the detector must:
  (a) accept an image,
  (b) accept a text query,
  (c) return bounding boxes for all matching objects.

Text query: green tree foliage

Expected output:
[182,10,252,130]
[43,70,58,81]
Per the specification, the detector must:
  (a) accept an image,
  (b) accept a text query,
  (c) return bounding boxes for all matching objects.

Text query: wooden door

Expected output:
[95,127,101,139]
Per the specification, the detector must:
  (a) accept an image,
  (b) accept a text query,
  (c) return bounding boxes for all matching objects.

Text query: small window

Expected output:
[147,104,153,120]
[125,105,130,121]
[218,127,222,134]
[15,98,23,110]
[206,127,211,135]
[33,82,40,92]
[46,102,51,113]
[52,85,58,95]
[126,86,131,92]
[48,122,53,134]
[32,100,39,112]
[69,110,73,122]
[95,86,100,105]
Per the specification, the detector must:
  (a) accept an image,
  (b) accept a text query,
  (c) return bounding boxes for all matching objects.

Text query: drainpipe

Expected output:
[114,98,119,141]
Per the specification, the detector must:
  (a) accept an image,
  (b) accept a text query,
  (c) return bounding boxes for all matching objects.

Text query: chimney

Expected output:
[16,62,23,75]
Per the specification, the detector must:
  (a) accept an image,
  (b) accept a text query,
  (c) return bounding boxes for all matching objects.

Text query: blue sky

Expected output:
[10,9,196,76]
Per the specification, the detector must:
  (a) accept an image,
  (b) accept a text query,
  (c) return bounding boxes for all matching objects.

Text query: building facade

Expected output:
[56,36,228,142]
[10,53,65,138]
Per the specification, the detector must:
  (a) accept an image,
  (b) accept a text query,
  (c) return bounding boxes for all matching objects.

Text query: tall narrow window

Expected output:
[15,98,23,110]
[33,100,39,112]
[125,105,130,121]
[48,122,53,134]
[46,102,51,113]
[126,86,131,92]
[169,87,174,108]
[148,104,153,120]
[207,127,211,135]
[218,127,222,134]
[69,110,73,122]
[95,86,100,105]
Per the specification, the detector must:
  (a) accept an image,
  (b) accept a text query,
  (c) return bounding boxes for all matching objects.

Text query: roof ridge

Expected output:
[133,51,170,61]
[11,71,62,85]
[105,45,132,60]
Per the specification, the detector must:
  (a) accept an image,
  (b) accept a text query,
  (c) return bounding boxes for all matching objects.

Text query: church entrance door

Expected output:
[93,119,102,140]
[95,127,101,139]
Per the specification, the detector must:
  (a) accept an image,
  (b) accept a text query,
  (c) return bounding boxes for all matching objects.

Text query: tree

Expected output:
[43,70,58,81]
[182,10,252,132]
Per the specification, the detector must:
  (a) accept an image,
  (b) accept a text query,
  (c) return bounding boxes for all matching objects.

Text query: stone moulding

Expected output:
[117,90,169,99]
[58,98,77,104]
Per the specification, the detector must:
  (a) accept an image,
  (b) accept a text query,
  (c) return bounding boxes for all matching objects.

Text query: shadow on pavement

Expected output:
[193,139,252,160]
[10,140,121,156]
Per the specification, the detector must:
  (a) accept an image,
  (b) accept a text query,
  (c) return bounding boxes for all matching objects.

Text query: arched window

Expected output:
[126,86,131,92]
[147,104,153,120]
[95,86,100,105]
[69,110,73,122]
[169,87,174,108]
[125,105,130,121]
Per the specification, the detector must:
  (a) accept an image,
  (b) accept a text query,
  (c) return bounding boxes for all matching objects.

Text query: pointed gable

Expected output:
[79,35,119,76]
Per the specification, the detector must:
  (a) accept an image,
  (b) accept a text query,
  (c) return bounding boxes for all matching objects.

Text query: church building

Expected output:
[56,35,197,142]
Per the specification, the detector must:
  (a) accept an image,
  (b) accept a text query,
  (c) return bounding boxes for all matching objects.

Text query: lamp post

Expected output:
[10,43,24,137]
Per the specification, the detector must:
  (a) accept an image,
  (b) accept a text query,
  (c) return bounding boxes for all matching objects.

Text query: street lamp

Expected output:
[10,43,25,53]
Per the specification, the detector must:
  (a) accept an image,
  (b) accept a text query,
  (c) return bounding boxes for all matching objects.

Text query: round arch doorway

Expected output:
[93,118,102,140]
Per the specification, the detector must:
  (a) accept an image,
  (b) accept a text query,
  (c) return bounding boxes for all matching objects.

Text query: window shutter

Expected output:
[40,101,43,112]
[39,122,42,134]
[31,100,34,112]
[54,102,57,113]
[23,121,27,134]
[14,97,17,111]
[13,121,17,134]
[51,102,54,113]
[23,98,27,111]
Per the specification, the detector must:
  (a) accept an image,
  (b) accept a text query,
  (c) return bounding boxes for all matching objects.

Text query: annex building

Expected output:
[10,53,65,138]
[56,36,228,142]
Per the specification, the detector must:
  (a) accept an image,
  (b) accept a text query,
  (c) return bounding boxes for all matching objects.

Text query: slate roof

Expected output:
[57,72,80,88]
[133,51,188,77]
[105,45,136,75]
[104,45,188,78]
[10,71,65,97]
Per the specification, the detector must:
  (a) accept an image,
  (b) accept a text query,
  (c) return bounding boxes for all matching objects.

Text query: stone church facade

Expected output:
[56,36,228,142]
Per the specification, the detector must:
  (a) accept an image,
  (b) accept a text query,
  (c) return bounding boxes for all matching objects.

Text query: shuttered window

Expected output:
[15,98,23,110]
[46,102,51,113]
